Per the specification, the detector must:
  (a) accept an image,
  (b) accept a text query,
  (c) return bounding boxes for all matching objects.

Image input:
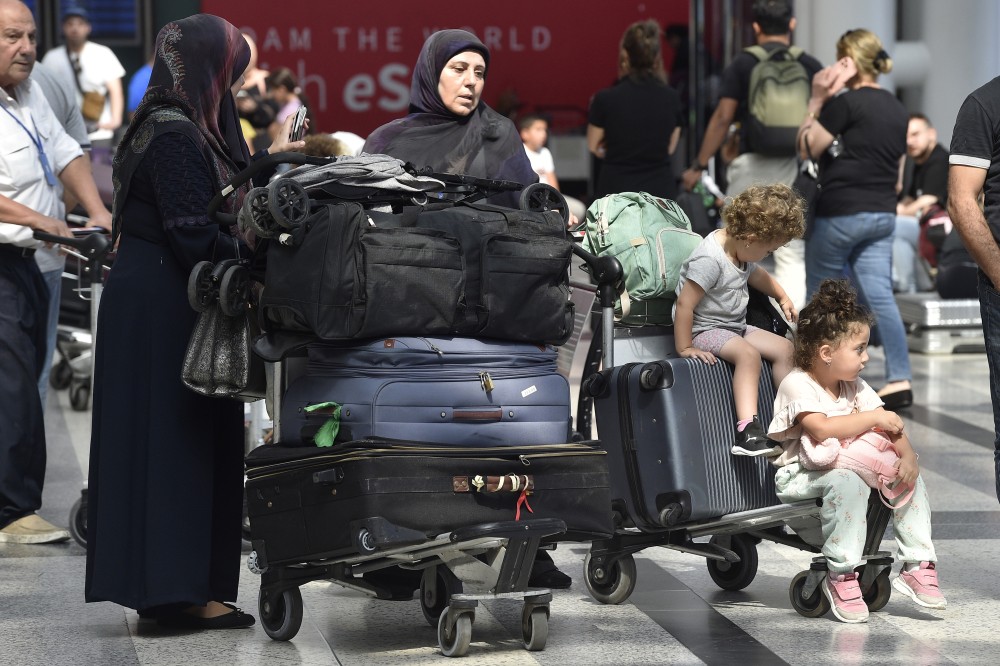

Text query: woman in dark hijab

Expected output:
[85,14,303,629]
[363,29,537,207]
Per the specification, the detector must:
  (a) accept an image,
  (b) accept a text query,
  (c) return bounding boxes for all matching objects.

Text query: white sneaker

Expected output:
[0,514,71,544]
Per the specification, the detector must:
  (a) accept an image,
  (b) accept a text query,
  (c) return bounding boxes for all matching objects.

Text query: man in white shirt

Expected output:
[0,0,110,544]
[41,6,125,140]
[519,114,586,225]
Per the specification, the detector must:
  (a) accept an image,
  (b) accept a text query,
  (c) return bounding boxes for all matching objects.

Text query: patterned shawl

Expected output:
[111,14,251,242]
[362,29,536,194]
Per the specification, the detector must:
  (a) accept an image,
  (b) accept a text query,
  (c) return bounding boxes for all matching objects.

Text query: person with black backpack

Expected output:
[681,0,822,312]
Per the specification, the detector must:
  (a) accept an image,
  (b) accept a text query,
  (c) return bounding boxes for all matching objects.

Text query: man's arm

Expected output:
[948,164,999,284]
[897,193,939,217]
[0,194,72,238]
[59,155,111,229]
[681,97,737,191]
[101,77,124,131]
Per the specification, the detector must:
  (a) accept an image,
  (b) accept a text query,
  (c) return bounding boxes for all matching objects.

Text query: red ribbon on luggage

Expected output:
[515,488,533,521]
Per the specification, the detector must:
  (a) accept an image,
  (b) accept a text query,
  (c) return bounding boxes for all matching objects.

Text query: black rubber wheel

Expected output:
[861,570,892,611]
[420,567,463,627]
[50,359,72,391]
[68,495,87,547]
[521,605,549,651]
[267,178,310,229]
[259,587,304,641]
[186,261,215,312]
[706,534,758,591]
[584,551,637,605]
[437,610,472,658]
[788,570,831,618]
[69,380,90,411]
[519,182,570,225]
[218,265,249,317]
[239,187,279,238]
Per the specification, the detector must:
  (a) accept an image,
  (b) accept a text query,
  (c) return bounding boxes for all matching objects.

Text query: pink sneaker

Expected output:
[822,572,869,623]
[892,562,947,609]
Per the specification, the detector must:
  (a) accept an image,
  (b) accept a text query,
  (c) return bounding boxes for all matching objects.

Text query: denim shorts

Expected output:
[691,325,762,355]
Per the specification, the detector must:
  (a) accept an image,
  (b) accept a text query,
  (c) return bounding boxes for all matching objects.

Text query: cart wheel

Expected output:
[861,569,892,611]
[68,495,87,548]
[267,178,310,229]
[69,380,90,411]
[788,570,831,618]
[259,587,303,641]
[218,265,250,317]
[706,534,758,591]
[239,187,279,238]
[186,261,215,312]
[50,359,72,391]
[437,610,473,658]
[584,551,636,605]
[521,605,549,651]
[420,567,463,627]
[519,182,570,225]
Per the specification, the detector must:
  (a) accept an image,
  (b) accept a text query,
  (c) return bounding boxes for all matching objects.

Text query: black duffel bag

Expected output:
[260,200,574,344]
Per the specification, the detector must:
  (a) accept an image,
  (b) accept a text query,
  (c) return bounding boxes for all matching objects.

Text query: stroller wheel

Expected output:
[218,265,250,317]
[69,379,91,411]
[187,261,216,312]
[267,178,310,230]
[520,182,570,225]
[240,187,280,239]
[50,359,73,391]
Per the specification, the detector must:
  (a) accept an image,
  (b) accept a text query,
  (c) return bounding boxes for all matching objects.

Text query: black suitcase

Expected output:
[588,357,779,531]
[281,337,571,446]
[245,439,613,567]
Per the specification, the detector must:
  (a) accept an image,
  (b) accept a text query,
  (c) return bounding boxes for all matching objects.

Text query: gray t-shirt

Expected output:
[676,230,755,335]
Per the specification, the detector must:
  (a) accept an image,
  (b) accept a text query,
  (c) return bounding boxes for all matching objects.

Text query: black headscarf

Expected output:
[111,14,251,242]
[363,29,536,198]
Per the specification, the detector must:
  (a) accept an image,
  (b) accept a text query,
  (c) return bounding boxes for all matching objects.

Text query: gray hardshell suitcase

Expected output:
[588,356,779,530]
[895,293,985,354]
[280,337,572,446]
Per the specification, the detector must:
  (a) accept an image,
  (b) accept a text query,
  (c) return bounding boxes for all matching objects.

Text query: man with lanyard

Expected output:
[0,0,110,543]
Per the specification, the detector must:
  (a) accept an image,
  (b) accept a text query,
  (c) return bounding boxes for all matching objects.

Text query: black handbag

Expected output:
[181,303,252,397]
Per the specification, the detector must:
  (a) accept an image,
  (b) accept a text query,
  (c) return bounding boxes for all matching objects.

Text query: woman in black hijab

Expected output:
[86,14,303,629]
[363,29,537,207]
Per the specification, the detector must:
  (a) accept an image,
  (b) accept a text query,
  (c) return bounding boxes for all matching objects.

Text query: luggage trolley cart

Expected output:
[202,153,607,656]
[33,227,113,547]
[567,242,895,618]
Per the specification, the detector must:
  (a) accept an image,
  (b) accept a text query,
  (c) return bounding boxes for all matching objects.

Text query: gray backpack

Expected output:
[744,45,810,156]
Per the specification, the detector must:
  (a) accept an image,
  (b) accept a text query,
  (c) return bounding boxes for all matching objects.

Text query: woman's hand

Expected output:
[267,113,308,154]
[895,452,920,486]
[811,57,857,103]
[679,346,717,365]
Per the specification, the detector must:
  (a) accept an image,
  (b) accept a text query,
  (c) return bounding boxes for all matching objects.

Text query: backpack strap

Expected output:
[744,44,803,62]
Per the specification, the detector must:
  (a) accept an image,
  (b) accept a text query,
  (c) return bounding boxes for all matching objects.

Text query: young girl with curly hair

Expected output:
[674,183,804,456]
[767,279,945,623]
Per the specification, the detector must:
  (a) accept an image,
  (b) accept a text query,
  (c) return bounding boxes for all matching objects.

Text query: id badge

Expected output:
[39,151,56,187]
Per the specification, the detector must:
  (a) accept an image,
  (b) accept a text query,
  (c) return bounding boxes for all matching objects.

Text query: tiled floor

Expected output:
[2,345,997,665]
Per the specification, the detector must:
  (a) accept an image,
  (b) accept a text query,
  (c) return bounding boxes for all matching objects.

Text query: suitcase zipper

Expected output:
[616,363,659,529]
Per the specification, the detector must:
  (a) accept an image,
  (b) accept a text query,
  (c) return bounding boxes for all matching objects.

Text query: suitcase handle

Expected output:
[453,474,534,493]
[452,408,503,422]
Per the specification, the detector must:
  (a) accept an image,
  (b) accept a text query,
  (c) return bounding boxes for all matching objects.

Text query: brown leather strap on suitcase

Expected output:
[453,474,534,493]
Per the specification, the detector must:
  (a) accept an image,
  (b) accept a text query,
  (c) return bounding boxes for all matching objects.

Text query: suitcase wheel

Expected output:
[437,607,474,657]
[583,551,637,605]
[788,569,831,618]
[259,586,304,641]
[706,534,758,591]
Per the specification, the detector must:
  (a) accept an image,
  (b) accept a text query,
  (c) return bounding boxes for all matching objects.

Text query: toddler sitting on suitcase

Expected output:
[767,279,946,623]
[674,183,804,456]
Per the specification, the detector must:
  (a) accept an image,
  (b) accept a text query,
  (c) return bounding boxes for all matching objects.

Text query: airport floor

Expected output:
[2,344,999,666]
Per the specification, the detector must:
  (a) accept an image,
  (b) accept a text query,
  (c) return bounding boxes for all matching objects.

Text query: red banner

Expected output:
[201,1,688,137]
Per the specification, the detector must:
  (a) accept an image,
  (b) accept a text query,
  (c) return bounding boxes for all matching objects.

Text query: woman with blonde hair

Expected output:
[796,28,913,410]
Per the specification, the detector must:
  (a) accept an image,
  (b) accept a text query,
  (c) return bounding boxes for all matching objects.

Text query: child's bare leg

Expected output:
[745,329,795,386]
[717,337,761,421]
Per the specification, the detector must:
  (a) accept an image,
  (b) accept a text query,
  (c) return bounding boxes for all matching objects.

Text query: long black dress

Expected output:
[85,131,245,611]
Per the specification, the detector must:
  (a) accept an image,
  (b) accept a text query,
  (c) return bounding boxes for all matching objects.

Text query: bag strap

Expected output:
[66,48,86,95]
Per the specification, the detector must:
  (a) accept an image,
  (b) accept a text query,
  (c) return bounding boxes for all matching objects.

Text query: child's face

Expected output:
[520,121,548,151]
[738,237,787,263]
[827,325,871,382]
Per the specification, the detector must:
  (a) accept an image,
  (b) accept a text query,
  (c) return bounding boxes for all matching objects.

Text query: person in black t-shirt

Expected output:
[893,113,949,292]
[797,28,912,412]
[949,75,1000,503]
[587,19,683,200]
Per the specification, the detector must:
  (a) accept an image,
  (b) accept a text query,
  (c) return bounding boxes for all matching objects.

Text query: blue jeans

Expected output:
[806,212,912,383]
[37,267,61,407]
[977,273,1000,503]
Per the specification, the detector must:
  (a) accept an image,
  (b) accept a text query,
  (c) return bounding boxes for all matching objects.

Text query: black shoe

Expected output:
[879,389,913,411]
[732,417,782,457]
[157,604,255,630]
[528,550,572,589]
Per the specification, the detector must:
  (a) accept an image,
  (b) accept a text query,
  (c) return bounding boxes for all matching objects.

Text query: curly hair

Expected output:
[793,279,875,369]
[722,183,805,242]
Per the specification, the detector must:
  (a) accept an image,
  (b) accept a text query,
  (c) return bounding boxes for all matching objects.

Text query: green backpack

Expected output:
[744,44,810,156]
[581,192,702,326]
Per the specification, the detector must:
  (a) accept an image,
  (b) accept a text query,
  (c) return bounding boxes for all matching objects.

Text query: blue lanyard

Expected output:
[1,103,57,187]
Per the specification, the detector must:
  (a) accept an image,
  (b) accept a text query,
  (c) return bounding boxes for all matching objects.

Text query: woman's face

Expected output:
[437,50,485,116]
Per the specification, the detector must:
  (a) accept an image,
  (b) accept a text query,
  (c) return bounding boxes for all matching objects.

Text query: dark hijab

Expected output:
[112,14,251,241]
[363,29,536,198]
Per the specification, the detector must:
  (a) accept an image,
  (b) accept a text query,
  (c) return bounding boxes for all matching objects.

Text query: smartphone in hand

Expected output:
[290,106,307,141]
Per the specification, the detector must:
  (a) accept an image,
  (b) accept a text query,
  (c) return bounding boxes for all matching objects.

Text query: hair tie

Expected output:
[874,49,889,66]
[293,86,302,95]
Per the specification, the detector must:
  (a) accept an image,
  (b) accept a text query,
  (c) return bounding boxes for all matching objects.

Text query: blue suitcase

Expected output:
[280,337,572,446]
